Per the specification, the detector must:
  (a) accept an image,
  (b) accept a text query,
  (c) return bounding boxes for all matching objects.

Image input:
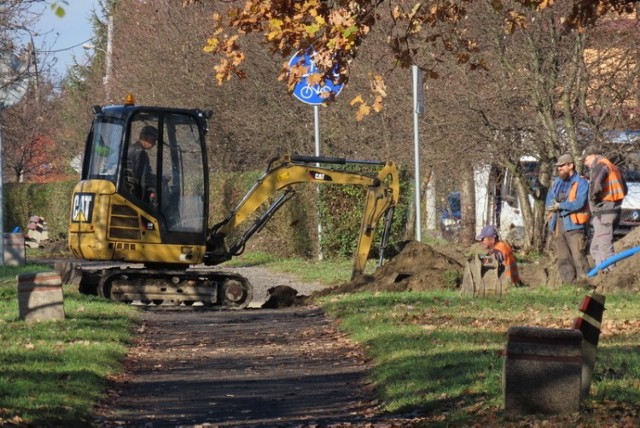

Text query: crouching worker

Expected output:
[475,225,523,286]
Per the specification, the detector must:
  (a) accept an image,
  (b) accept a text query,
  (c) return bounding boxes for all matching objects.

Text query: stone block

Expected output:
[17,272,65,322]
[3,233,25,266]
[503,326,582,416]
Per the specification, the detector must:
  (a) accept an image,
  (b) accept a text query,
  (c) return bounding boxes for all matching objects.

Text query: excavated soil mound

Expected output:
[315,241,464,296]
[592,227,640,293]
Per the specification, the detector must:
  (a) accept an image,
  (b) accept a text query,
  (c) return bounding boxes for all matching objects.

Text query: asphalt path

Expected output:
[89,266,390,428]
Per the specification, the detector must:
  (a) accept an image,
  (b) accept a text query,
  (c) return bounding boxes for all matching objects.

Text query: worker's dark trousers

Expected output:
[555,222,589,283]
[590,212,618,270]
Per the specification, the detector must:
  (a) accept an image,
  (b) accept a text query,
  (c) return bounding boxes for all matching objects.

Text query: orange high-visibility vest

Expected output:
[493,241,521,284]
[568,180,590,225]
[597,157,626,202]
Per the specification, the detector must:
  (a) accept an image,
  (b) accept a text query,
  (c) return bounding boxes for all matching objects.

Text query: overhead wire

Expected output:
[34,38,94,54]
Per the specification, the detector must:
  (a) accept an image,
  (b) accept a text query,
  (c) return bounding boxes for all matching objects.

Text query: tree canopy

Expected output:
[188,0,639,119]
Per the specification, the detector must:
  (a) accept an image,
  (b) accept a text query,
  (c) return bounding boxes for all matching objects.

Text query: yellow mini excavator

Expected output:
[68,95,400,308]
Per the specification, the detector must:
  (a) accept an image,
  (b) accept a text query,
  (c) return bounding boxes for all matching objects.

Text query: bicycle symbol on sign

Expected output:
[288,49,345,106]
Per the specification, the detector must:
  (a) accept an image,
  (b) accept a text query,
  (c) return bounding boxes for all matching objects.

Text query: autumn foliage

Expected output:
[188,0,639,119]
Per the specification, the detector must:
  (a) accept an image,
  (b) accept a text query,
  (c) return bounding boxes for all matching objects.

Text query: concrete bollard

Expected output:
[572,293,606,401]
[3,233,26,266]
[17,272,65,322]
[503,326,583,416]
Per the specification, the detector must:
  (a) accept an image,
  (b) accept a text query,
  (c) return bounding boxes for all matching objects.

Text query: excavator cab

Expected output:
[69,96,212,266]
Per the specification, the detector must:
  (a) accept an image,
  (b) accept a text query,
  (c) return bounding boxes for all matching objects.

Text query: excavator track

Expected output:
[80,267,253,309]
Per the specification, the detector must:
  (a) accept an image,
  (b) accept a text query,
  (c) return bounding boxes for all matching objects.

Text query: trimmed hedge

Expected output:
[4,167,409,260]
[317,165,410,259]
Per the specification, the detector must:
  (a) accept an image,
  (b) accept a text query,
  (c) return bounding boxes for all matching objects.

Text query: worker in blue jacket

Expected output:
[545,153,591,283]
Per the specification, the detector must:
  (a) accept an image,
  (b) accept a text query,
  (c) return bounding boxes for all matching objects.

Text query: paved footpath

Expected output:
[92,267,390,427]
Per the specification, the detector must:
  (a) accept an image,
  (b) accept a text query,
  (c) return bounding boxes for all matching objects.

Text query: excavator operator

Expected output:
[126,125,158,205]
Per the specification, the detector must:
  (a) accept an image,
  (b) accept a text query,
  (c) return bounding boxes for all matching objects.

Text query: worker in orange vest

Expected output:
[475,225,522,285]
[582,146,628,271]
[545,153,590,283]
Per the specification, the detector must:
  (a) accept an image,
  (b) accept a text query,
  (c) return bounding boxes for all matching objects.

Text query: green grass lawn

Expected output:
[318,286,640,425]
[1,255,639,426]
[0,264,139,427]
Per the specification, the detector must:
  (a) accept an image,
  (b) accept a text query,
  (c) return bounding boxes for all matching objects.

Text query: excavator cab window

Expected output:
[120,111,207,237]
[82,107,208,246]
[85,117,125,181]
[158,113,207,234]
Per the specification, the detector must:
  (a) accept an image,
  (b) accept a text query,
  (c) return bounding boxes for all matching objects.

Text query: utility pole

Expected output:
[84,13,114,102]
[105,13,113,103]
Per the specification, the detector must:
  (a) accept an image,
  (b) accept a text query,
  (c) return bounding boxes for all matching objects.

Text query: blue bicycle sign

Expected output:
[288,49,344,106]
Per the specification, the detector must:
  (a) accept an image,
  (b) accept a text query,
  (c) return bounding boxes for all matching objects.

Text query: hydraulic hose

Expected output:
[587,245,640,278]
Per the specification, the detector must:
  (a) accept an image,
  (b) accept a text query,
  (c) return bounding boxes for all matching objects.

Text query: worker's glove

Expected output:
[546,201,561,212]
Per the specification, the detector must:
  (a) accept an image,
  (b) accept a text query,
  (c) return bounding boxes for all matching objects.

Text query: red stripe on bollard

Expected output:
[572,317,583,330]
[578,296,592,312]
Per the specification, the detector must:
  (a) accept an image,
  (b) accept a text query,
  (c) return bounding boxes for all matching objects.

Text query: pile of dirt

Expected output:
[592,227,640,292]
[315,241,464,296]
[311,238,590,296]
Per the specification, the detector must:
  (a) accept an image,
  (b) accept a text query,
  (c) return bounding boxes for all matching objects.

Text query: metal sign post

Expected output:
[288,49,345,260]
[313,104,322,259]
[412,65,425,242]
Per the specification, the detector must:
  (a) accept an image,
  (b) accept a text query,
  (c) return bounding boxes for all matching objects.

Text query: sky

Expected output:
[31,0,102,79]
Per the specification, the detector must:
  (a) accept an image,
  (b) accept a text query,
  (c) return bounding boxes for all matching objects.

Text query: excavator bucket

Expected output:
[460,254,507,297]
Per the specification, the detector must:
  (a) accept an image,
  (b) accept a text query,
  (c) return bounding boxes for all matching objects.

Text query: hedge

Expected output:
[4,167,409,260]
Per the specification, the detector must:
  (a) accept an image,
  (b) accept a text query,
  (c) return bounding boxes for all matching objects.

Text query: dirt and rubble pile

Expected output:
[311,236,620,296]
[591,227,640,293]
[314,241,464,296]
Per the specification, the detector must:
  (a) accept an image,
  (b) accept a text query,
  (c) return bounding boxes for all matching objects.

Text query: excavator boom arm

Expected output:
[206,155,400,277]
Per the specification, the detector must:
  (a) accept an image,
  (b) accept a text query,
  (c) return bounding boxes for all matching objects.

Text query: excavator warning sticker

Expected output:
[71,193,95,222]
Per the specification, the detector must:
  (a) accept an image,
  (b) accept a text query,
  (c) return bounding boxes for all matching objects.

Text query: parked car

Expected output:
[440,191,461,239]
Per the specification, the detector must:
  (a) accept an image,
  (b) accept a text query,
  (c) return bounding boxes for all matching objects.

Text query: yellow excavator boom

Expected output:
[206,154,400,278]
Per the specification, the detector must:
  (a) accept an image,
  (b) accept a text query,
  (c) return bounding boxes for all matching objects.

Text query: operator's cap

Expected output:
[555,153,574,166]
[581,145,600,160]
[476,225,498,241]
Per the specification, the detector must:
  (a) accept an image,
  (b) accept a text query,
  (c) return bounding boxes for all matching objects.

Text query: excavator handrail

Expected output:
[289,154,385,166]
[206,155,400,278]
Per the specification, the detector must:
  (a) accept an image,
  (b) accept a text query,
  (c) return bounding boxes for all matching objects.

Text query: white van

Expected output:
[602,130,640,236]
[475,138,640,241]
[470,157,539,242]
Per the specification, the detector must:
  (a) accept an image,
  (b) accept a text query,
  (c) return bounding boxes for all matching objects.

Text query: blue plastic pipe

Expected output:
[587,245,640,278]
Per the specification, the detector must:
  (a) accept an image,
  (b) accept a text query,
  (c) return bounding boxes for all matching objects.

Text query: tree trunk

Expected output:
[460,163,476,244]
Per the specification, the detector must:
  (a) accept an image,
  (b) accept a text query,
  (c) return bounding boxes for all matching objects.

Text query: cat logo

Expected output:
[71,193,95,223]
[310,171,333,181]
